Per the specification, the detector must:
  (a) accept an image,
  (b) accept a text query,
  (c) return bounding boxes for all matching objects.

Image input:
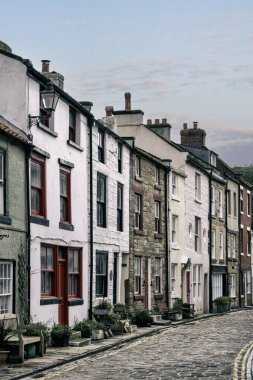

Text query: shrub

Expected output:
[213,296,231,306]
[73,320,104,337]
[93,298,113,311]
[24,322,50,343]
[132,310,153,327]
[51,324,72,339]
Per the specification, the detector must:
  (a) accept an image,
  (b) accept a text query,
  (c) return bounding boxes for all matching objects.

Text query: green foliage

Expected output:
[93,298,113,310]
[213,296,231,306]
[0,319,16,348]
[73,319,104,337]
[234,167,253,186]
[132,310,153,327]
[51,323,72,339]
[172,299,183,313]
[24,322,50,343]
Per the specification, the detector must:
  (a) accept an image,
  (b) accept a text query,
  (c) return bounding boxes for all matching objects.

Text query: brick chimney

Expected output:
[146,118,171,141]
[41,60,64,90]
[180,121,206,148]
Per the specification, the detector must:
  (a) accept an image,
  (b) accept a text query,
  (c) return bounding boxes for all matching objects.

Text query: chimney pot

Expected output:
[155,119,160,124]
[125,92,131,110]
[41,60,51,73]
[105,106,114,116]
[162,118,167,124]
[147,119,152,125]
[183,123,187,130]
[193,121,198,129]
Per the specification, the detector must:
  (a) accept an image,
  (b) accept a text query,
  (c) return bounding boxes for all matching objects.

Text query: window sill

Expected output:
[228,257,238,262]
[171,244,180,250]
[134,229,145,236]
[219,259,225,264]
[40,298,61,305]
[67,139,84,152]
[240,211,244,215]
[212,259,217,263]
[134,175,143,183]
[68,299,84,306]
[154,293,164,300]
[59,222,74,231]
[30,215,49,227]
[134,294,144,301]
[0,215,12,225]
[154,233,164,239]
[219,217,224,222]
[38,123,58,137]
[195,198,202,204]
[154,184,161,190]
[171,195,180,202]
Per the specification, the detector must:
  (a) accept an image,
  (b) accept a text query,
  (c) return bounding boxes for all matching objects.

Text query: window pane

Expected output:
[47,248,54,269]
[31,161,41,187]
[41,247,46,269]
[68,251,73,272]
[74,251,79,272]
[0,153,3,181]
[60,173,67,196]
[60,197,67,219]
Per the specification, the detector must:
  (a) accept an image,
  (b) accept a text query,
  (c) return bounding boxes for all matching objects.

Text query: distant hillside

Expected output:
[233,166,253,186]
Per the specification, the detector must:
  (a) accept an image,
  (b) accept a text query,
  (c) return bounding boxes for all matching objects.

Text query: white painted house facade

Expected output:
[90,111,130,308]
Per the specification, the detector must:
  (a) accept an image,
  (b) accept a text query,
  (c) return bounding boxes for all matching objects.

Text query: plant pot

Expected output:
[52,334,70,347]
[0,349,10,362]
[94,309,110,316]
[91,329,104,340]
[217,304,227,313]
[174,313,182,321]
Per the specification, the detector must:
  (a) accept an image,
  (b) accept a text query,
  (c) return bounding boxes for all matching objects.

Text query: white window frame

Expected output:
[195,217,201,253]
[247,270,251,294]
[230,274,236,298]
[227,233,231,259]
[172,215,178,244]
[172,173,177,197]
[154,258,162,293]
[134,194,142,230]
[211,230,216,259]
[155,201,160,234]
[247,192,251,217]
[193,264,202,299]
[212,273,223,300]
[219,232,224,260]
[171,264,176,294]
[240,188,244,214]
[231,234,236,259]
[218,190,223,218]
[155,167,160,186]
[134,256,141,294]
[0,262,13,314]
[135,156,141,177]
[233,192,237,217]
[195,173,201,201]
[227,190,231,215]
[211,186,215,216]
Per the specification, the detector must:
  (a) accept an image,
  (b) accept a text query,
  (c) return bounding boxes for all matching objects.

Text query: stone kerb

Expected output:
[231,340,253,380]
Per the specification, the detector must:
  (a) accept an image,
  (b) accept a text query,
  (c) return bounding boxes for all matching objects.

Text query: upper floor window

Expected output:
[0,152,4,215]
[31,155,46,217]
[68,248,81,297]
[218,190,223,218]
[233,192,237,217]
[172,215,178,244]
[172,173,177,196]
[210,153,216,167]
[211,230,216,259]
[195,216,201,253]
[98,129,105,163]
[171,264,176,294]
[134,256,141,294]
[134,194,143,230]
[240,188,244,213]
[211,186,215,216]
[117,183,123,232]
[135,155,141,177]
[154,258,161,293]
[247,231,251,256]
[155,167,160,186]
[0,262,13,313]
[227,190,231,215]
[155,201,161,234]
[230,274,236,298]
[247,193,251,216]
[231,234,236,259]
[117,143,122,173]
[69,107,76,143]
[41,245,55,296]
[97,173,106,227]
[195,173,201,201]
[219,232,224,260]
[60,168,71,223]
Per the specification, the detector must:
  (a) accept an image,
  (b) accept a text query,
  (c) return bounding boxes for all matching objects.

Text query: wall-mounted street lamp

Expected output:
[28,82,59,129]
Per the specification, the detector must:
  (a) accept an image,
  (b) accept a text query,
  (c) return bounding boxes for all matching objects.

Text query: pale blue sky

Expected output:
[1,0,253,165]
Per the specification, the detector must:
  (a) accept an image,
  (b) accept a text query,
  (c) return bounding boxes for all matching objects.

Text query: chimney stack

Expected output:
[125,92,131,111]
[147,118,171,141]
[147,119,152,125]
[41,60,50,73]
[105,106,114,116]
[155,119,160,124]
[180,121,206,148]
[162,118,167,124]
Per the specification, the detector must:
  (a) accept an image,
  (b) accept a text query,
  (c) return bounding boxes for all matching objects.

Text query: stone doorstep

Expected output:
[68,338,91,347]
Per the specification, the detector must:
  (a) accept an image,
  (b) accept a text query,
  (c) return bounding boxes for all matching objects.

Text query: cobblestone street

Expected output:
[26,310,253,380]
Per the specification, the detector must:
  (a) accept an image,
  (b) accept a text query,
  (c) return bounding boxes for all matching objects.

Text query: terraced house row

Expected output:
[0,41,252,326]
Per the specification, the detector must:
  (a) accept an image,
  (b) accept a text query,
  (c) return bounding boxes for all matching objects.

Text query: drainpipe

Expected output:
[225,183,229,297]
[164,161,171,308]
[208,171,213,312]
[88,116,94,320]
[238,182,242,308]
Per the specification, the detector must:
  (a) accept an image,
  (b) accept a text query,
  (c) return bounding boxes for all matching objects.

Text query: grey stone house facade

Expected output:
[0,116,32,321]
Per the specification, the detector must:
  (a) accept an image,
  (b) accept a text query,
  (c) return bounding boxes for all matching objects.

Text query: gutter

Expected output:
[88,116,94,320]
[164,165,171,308]
[238,182,242,308]
[225,183,229,296]
[208,171,213,312]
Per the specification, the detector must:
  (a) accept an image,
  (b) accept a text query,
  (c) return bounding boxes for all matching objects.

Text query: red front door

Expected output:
[58,258,68,325]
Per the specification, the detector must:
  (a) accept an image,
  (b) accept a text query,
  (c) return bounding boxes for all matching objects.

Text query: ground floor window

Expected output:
[0,262,13,314]
[230,274,236,298]
[41,245,82,299]
[96,251,108,297]
[134,256,141,294]
[171,264,177,294]
[246,270,251,294]
[212,273,223,300]
[193,265,202,299]
[154,258,161,293]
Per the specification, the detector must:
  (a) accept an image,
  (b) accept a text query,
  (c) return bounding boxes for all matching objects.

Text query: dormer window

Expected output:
[210,153,216,167]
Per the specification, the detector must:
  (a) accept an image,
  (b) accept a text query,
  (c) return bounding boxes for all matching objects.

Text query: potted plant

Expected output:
[24,322,50,353]
[171,299,183,321]
[50,324,72,347]
[93,298,113,315]
[73,319,102,338]
[214,296,231,313]
[113,303,126,313]
[132,310,153,327]
[0,318,15,362]
[90,321,105,341]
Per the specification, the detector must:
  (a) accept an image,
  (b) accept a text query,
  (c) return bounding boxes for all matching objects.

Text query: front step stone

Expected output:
[69,338,91,347]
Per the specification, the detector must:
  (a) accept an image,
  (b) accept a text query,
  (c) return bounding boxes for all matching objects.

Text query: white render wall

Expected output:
[184,163,210,313]
[28,76,89,326]
[91,124,130,304]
